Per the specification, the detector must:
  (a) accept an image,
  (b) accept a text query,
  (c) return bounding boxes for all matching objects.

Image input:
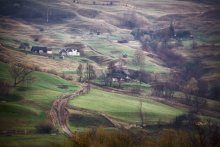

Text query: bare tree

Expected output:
[193,97,207,112]
[85,63,96,81]
[0,81,11,95]
[9,64,35,87]
[183,77,207,112]
[107,61,115,73]
[133,49,146,83]
[169,21,175,38]
[133,49,145,68]
[183,77,199,100]
[192,37,197,49]
[139,98,144,127]
[88,64,96,80]
[77,63,83,82]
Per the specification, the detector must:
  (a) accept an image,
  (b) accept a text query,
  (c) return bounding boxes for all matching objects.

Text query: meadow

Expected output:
[69,89,186,127]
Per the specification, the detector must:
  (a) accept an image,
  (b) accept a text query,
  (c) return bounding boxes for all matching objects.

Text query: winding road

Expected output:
[49,83,136,139]
[50,83,90,138]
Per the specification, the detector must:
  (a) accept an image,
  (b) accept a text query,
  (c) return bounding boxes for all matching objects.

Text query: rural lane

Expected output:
[50,83,90,138]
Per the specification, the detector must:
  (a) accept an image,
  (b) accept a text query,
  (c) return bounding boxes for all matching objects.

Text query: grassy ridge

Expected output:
[70,89,186,124]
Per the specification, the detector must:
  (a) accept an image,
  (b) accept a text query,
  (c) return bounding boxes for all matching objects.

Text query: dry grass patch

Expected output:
[0,47,79,75]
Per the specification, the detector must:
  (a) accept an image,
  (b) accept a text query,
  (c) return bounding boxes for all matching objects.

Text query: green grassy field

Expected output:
[69,89,186,125]
[0,62,78,131]
[84,39,135,58]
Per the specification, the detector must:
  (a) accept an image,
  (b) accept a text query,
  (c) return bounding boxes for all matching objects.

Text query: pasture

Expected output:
[69,89,186,125]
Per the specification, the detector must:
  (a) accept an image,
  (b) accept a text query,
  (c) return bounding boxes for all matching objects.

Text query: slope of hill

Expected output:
[0,62,78,146]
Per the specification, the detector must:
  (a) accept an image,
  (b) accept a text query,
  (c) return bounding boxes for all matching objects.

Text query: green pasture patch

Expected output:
[70,89,185,125]
[84,39,135,57]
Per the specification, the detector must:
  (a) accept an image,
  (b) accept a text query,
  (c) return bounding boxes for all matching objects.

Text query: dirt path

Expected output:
[50,83,90,138]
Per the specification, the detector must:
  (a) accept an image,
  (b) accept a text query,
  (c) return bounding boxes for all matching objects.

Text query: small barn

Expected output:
[31,46,47,54]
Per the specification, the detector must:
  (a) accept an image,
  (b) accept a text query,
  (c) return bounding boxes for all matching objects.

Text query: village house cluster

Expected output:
[30,46,80,58]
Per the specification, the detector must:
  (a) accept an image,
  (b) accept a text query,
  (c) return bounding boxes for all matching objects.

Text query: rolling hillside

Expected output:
[0,62,78,146]
[0,0,220,146]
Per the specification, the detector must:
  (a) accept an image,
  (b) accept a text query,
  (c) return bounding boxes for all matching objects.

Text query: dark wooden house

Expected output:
[31,46,48,54]
[109,68,130,81]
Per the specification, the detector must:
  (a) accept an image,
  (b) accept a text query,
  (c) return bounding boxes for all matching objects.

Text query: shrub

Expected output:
[73,125,220,147]
[32,65,41,71]
[19,42,30,50]
[39,27,44,32]
[130,87,141,95]
[35,121,53,134]
[75,127,134,147]
[57,84,68,89]
[47,69,58,75]
[209,83,220,100]
[0,81,12,95]
[64,75,73,81]
[118,40,128,43]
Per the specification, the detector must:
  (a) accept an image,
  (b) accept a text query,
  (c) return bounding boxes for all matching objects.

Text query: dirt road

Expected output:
[50,83,90,138]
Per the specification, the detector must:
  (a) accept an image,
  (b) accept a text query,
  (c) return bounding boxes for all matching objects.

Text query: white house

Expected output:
[47,48,53,54]
[66,48,80,56]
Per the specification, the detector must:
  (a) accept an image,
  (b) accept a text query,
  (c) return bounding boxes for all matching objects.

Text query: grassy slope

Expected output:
[68,109,114,131]
[84,38,169,73]
[70,89,186,125]
[0,62,78,131]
